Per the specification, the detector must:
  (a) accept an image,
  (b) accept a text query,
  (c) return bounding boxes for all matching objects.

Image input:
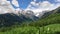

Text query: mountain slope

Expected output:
[26,7,60,27]
[0,13,38,27]
[41,7,60,19]
[0,13,22,27]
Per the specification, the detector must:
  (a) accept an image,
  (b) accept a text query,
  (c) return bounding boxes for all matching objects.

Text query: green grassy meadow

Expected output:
[0,24,60,34]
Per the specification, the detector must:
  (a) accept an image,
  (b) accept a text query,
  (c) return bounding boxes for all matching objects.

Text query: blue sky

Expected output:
[18,0,54,9]
[7,0,60,9]
[18,0,32,9]
[0,0,60,16]
[8,0,32,9]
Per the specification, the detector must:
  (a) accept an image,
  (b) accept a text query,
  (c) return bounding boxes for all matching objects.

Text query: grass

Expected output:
[0,26,38,34]
[0,24,60,34]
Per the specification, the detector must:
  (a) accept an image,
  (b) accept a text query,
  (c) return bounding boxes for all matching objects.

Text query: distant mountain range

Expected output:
[0,0,60,27]
[0,7,60,27]
[27,7,60,27]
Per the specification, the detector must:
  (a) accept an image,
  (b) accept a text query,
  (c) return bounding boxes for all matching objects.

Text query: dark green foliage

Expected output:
[54,31,60,34]
[28,13,60,27]
[0,13,21,27]
[0,13,38,27]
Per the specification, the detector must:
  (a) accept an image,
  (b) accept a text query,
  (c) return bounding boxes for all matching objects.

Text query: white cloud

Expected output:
[12,0,19,7]
[55,0,60,2]
[0,0,16,14]
[1,0,7,1]
[57,0,60,1]
[25,1,52,13]
[31,1,36,5]
[40,1,54,8]
[25,1,60,16]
